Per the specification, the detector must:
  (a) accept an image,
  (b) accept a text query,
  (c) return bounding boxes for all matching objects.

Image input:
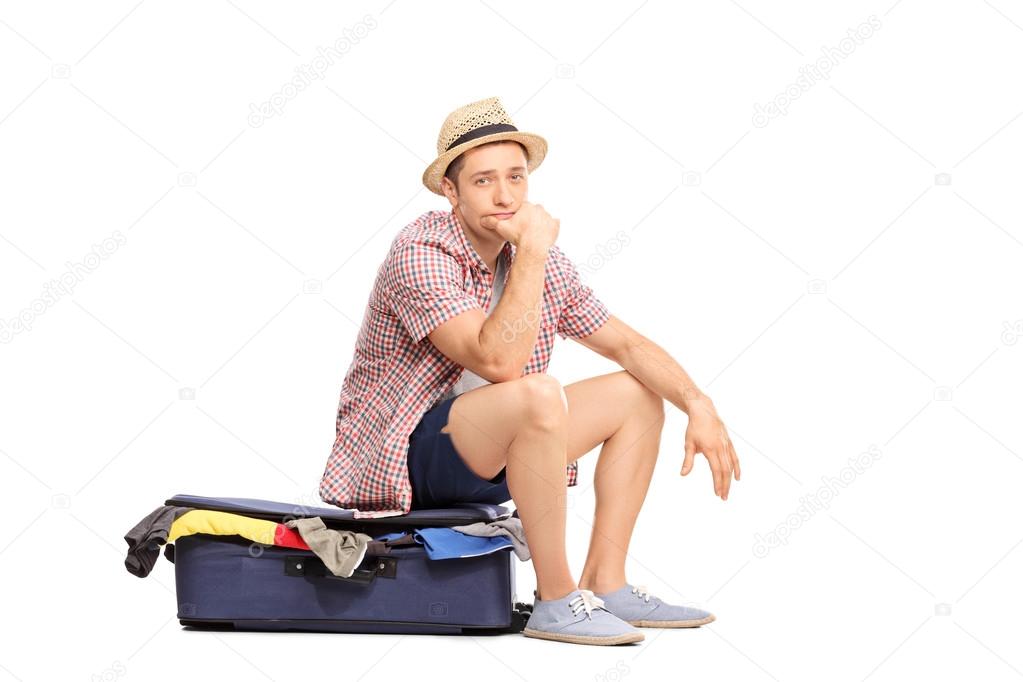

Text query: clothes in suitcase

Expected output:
[124,493,533,635]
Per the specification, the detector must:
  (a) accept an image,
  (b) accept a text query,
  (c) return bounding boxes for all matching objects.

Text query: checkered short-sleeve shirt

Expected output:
[319,208,611,518]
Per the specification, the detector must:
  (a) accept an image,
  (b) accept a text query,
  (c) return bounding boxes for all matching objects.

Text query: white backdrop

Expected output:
[2,1,1022,680]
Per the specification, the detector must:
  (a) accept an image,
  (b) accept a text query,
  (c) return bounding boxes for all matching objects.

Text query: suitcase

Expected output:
[160,494,533,635]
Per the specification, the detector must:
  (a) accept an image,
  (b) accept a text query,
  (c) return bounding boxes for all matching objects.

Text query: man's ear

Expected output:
[440,177,458,208]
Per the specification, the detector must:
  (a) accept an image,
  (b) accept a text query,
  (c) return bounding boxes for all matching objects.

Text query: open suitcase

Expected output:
[154,494,533,635]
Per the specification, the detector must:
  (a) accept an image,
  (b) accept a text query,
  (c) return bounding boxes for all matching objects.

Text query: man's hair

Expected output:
[443,140,528,192]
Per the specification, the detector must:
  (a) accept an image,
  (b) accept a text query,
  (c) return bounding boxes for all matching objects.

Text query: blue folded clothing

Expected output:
[374,528,513,560]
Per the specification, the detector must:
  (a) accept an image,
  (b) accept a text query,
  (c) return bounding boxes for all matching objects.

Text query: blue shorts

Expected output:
[406,395,512,510]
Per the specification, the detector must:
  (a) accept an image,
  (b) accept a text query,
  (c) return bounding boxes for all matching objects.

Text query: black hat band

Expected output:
[446,123,519,152]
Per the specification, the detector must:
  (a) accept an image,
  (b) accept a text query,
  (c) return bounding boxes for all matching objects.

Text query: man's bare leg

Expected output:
[440,373,577,601]
[560,371,666,594]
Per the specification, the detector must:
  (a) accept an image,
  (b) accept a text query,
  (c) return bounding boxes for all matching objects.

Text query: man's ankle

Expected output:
[578,575,627,595]
[535,583,578,602]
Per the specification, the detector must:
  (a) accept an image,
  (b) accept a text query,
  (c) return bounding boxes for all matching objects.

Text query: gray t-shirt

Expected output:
[439,250,508,402]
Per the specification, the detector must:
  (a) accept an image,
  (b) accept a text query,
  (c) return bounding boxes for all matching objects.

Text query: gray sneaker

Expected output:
[594,583,715,628]
[523,588,644,645]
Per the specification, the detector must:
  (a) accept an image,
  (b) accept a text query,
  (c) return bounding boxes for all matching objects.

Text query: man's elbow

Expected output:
[474,346,523,383]
[475,333,523,382]
[484,357,523,383]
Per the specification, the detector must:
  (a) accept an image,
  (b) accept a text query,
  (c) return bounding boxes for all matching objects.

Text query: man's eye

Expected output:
[477,175,523,185]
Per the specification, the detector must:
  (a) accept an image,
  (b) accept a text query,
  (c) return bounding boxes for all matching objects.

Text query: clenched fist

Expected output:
[479,202,559,253]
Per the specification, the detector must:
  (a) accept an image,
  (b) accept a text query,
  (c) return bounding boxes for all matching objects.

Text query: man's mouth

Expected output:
[489,212,514,219]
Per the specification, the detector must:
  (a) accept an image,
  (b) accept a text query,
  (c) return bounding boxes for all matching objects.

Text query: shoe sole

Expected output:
[523,627,645,645]
[629,613,716,628]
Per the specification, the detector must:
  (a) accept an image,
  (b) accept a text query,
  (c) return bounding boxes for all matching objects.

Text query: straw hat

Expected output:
[422,96,548,195]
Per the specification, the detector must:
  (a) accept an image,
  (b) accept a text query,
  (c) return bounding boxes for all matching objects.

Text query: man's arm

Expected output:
[571,315,707,415]
[427,202,561,382]
[428,244,549,382]
[573,314,741,500]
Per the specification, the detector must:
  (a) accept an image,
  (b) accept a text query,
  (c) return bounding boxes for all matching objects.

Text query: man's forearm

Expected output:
[478,245,548,379]
[619,336,709,416]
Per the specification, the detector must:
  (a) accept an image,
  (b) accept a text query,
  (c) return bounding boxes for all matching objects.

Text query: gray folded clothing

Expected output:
[285,517,374,578]
[124,505,194,578]
[451,516,531,561]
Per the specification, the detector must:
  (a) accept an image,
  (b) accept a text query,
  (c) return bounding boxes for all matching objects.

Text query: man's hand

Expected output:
[681,398,741,501]
[479,201,559,253]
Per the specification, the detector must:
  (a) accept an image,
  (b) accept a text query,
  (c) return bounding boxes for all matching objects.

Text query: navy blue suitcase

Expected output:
[162,494,532,635]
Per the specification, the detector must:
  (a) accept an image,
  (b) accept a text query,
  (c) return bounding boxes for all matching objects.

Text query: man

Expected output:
[320,96,741,646]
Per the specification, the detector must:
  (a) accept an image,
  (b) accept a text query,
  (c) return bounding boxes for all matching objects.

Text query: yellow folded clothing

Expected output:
[167,509,279,546]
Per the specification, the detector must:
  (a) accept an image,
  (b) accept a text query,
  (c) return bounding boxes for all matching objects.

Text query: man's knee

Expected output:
[619,370,665,421]
[513,373,568,430]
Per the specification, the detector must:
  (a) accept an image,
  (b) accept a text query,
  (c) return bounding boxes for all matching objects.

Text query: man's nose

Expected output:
[495,180,514,205]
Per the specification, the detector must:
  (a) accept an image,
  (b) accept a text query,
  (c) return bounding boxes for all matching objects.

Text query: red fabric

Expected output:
[274,524,311,550]
[319,208,610,518]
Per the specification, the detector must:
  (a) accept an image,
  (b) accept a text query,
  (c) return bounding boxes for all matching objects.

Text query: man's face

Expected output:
[442,141,528,237]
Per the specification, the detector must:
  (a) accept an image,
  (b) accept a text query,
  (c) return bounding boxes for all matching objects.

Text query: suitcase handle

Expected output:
[284,555,397,585]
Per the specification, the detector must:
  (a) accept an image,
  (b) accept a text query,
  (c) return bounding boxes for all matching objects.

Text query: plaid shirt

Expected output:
[320,208,611,518]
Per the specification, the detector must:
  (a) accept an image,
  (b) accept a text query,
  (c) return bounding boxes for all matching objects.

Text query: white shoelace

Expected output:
[569,589,606,619]
[632,584,657,603]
